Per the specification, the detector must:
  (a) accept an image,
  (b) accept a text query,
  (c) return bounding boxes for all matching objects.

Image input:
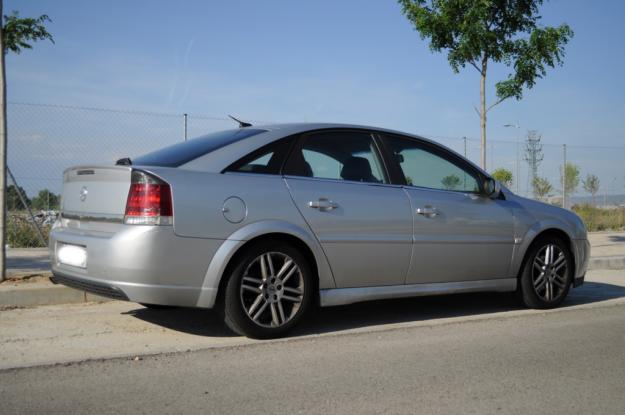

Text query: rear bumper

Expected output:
[51,272,129,301]
[49,224,223,307]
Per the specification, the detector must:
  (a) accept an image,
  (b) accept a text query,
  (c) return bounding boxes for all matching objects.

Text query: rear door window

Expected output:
[284,131,388,184]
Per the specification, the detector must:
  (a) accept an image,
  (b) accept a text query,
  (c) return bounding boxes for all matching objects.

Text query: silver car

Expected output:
[50,123,590,338]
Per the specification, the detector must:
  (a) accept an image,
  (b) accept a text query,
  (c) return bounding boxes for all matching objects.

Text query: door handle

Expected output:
[308,198,338,211]
[416,206,439,218]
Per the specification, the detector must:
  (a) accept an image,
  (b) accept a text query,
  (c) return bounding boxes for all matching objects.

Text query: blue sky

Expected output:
[5,0,625,196]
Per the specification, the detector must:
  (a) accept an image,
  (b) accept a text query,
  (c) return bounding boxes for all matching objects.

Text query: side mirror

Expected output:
[483,177,501,198]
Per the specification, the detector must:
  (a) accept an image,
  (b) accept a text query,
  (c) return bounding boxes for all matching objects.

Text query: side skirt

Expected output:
[319,278,517,307]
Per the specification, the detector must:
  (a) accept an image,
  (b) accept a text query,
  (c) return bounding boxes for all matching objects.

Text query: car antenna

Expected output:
[228,115,253,128]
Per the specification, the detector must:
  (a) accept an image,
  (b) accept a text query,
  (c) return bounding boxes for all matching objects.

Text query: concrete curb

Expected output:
[588,256,625,271]
[1,256,624,309]
[0,280,110,308]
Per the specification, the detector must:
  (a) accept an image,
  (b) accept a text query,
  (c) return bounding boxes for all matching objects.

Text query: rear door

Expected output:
[378,133,515,284]
[284,130,413,288]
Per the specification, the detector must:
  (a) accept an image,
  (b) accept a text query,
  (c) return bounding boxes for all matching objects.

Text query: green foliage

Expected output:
[30,189,60,210]
[491,168,513,187]
[573,204,625,232]
[560,162,580,195]
[397,0,573,102]
[2,10,54,54]
[441,174,461,190]
[582,174,600,204]
[532,176,553,201]
[6,184,30,210]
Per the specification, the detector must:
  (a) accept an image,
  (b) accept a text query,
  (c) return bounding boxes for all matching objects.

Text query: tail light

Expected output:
[124,170,173,225]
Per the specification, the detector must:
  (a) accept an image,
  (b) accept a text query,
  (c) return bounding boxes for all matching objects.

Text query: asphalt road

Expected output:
[2,300,625,414]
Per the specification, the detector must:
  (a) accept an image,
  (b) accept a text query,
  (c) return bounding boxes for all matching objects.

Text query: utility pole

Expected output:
[0,0,7,282]
[523,130,544,198]
[503,123,521,194]
[562,144,567,209]
[463,136,467,158]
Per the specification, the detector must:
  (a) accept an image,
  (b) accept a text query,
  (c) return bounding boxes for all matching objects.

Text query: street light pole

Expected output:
[504,123,521,194]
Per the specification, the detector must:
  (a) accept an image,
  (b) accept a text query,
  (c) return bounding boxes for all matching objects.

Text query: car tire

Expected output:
[518,236,573,309]
[222,240,313,339]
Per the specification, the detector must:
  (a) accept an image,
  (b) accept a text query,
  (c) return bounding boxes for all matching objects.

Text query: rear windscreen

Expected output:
[132,128,266,167]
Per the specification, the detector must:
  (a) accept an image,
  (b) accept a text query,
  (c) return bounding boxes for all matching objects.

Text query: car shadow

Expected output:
[123,307,236,337]
[125,281,625,338]
[293,281,625,336]
[608,235,625,243]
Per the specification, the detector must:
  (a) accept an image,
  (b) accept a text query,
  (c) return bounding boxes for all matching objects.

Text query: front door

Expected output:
[379,133,515,284]
[283,130,413,288]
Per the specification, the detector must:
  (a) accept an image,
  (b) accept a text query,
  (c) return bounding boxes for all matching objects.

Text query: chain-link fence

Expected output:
[8,102,237,197]
[6,102,625,246]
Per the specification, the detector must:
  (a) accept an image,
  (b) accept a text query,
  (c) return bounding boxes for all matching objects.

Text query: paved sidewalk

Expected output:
[1,269,624,370]
[587,231,625,257]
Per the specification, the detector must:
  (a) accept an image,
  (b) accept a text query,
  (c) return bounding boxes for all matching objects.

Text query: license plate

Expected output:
[57,243,87,268]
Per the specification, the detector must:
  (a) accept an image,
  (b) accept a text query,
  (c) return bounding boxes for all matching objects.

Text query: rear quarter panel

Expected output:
[142,168,337,294]
[144,169,305,239]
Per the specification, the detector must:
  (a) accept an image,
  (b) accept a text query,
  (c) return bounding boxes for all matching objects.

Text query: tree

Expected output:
[491,167,513,188]
[398,0,573,169]
[30,189,60,211]
[560,162,580,205]
[1,7,54,281]
[441,174,461,190]
[532,176,552,202]
[582,174,600,206]
[2,11,53,54]
[6,184,30,210]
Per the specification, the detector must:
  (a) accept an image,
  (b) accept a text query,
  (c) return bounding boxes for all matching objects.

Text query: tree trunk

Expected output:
[480,61,487,170]
[0,0,7,282]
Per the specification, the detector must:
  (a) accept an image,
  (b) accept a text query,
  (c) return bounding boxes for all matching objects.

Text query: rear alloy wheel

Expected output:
[519,237,573,309]
[223,241,312,338]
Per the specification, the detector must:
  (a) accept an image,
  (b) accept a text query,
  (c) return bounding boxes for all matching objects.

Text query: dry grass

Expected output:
[7,215,50,248]
[572,204,625,232]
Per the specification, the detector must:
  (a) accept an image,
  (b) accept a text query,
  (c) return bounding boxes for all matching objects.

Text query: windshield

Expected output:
[132,128,266,167]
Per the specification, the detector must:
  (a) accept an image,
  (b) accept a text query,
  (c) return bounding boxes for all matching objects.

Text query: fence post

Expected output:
[183,113,188,142]
[562,144,567,209]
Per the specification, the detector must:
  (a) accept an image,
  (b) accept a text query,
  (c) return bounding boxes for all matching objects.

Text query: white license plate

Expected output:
[57,243,87,268]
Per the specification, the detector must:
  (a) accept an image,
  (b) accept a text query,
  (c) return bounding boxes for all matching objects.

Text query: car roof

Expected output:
[248,122,432,142]
[151,122,487,177]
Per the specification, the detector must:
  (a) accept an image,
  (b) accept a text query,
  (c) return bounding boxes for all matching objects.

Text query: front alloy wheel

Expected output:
[519,236,572,309]
[223,241,312,338]
[531,244,568,302]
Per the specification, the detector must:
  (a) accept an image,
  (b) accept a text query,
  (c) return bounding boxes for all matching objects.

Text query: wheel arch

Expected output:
[515,226,576,280]
[195,220,335,309]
